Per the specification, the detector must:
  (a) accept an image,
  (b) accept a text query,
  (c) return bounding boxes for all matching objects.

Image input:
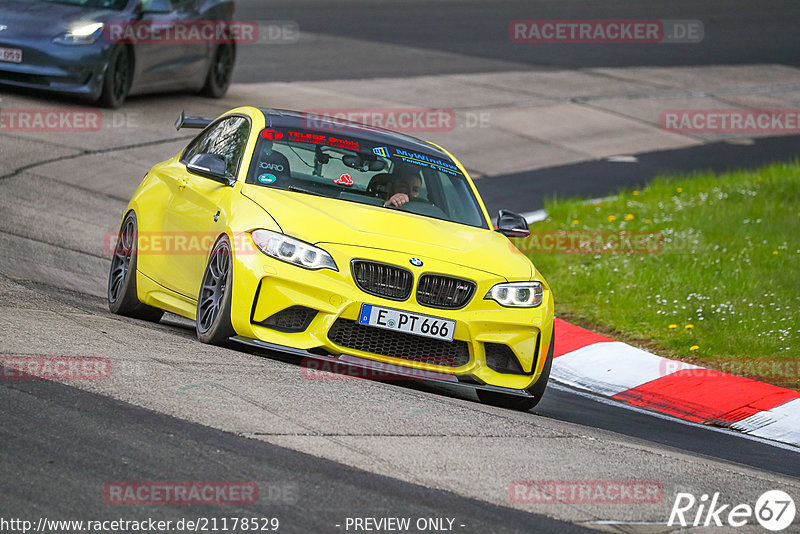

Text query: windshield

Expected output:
[39,0,129,9]
[246,128,488,229]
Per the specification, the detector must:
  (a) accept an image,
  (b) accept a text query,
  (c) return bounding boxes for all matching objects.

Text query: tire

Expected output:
[98,46,132,109]
[200,44,234,98]
[107,212,164,322]
[196,235,235,345]
[477,327,554,411]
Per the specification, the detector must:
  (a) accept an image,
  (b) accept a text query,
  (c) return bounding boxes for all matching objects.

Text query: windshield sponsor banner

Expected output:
[510,19,703,43]
[661,109,800,134]
[391,148,462,176]
[509,480,663,504]
[514,231,664,255]
[1,356,111,381]
[104,482,259,506]
[286,130,359,151]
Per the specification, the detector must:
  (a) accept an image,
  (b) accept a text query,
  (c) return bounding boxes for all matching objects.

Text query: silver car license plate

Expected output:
[0,47,22,63]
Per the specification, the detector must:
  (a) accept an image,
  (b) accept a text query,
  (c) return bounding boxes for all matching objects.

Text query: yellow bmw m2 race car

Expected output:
[107,107,555,410]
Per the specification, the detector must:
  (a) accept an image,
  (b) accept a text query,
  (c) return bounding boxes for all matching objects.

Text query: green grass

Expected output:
[521,161,800,389]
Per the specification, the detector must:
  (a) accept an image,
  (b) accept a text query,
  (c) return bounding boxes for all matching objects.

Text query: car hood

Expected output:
[0,0,122,38]
[241,185,533,280]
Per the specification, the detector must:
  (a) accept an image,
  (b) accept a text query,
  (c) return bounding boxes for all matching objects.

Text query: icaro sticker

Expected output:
[258,173,277,184]
[259,162,284,171]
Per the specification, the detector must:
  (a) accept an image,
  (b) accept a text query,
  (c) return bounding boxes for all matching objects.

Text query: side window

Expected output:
[182,116,250,180]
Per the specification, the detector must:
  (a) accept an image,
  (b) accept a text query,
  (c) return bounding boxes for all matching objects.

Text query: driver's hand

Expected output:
[384,193,410,208]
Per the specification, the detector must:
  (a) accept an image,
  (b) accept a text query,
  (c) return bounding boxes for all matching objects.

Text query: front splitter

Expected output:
[230,335,533,398]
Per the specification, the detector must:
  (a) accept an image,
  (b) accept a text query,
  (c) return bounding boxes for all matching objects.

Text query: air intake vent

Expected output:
[258,306,316,332]
[328,319,469,367]
[484,343,524,374]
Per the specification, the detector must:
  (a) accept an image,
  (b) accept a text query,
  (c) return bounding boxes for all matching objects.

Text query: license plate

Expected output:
[0,47,22,64]
[358,304,455,342]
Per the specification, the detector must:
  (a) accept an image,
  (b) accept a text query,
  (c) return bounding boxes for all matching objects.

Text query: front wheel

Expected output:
[200,44,234,98]
[196,235,235,345]
[107,212,164,322]
[98,46,132,109]
[477,328,554,411]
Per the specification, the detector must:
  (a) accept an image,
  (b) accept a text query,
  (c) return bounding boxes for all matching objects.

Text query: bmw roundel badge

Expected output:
[409,258,423,267]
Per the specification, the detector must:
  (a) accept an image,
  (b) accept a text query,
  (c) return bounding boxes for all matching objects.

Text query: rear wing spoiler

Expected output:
[174,110,214,131]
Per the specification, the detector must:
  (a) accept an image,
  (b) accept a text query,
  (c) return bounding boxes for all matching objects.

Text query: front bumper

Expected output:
[230,242,555,391]
[0,37,109,98]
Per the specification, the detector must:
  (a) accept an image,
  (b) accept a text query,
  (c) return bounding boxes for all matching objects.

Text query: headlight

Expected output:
[485,282,543,307]
[54,22,104,45]
[251,229,337,271]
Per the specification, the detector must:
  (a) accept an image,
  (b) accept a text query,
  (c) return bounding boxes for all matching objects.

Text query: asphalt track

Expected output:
[233,0,800,81]
[477,133,800,215]
[2,1,800,532]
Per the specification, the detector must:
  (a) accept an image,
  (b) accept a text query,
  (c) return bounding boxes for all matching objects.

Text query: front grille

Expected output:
[484,343,524,374]
[351,260,412,300]
[416,274,476,309]
[328,318,469,367]
[258,306,316,332]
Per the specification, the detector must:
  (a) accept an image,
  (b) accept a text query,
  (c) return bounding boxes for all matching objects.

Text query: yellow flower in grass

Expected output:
[633,190,639,196]
[773,250,779,255]
[685,324,694,329]
[624,214,634,221]
[668,324,677,329]
[677,187,683,193]
[645,219,651,224]
[689,345,699,351]
[607,215,617,222]
[572,219,579,225]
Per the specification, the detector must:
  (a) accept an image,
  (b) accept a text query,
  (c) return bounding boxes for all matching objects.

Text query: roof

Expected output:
[258,108,449,158]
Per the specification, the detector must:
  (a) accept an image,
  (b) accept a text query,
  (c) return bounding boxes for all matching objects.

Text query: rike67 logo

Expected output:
[668,490,796,531]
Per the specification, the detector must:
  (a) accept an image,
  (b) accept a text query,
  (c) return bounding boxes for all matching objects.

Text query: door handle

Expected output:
[178,177,188,191]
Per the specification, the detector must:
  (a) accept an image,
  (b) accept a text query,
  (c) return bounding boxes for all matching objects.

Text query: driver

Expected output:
[384,168,422,208]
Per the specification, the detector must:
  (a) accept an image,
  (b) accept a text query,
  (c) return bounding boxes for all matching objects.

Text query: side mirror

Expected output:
[186,153,232,185]
[496,209,530,238]
[140,0,172,15]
